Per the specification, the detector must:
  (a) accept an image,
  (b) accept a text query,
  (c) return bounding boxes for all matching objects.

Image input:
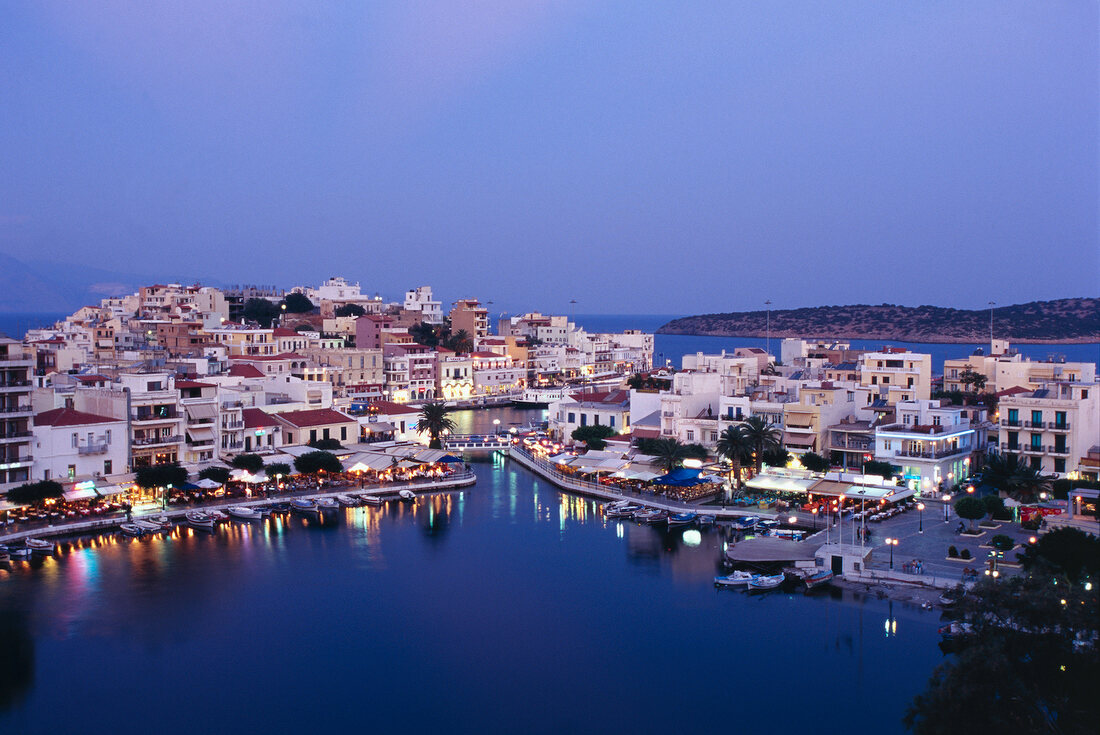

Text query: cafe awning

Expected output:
[361,422,396,434]
[184,403,218,420]
[96,484,127,496]
[744,474,818,494]
[64,485,99,502]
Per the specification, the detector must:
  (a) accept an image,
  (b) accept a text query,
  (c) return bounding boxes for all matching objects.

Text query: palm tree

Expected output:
[417,402,457,450]
[652,437,689,474]
[740,415,782,473]
[979,451,1019,493]
[1006,465,1054,504]
[715,424,753,495]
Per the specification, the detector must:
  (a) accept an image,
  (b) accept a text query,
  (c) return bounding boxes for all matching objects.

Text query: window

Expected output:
[1054,411,1067,428]
[932,416,941,426]
[1031,410,1042,426]
[1007,431,1018,449]
[609,416,615,428]
[67,465,76,480]
[1030,456,1041,470]
[580,414,587,427]
[1030,433,1042,449]
[104,460,112,474]
[105,430,111,444]
[907,378,914,387]
[340,427,347,441]
[72,433,78,448]
[686,430,694,441]
[1054,458,1066,473]
[883,440,891,451]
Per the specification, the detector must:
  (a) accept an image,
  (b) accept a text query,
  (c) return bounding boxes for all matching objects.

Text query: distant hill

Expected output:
[658,298,1100,343]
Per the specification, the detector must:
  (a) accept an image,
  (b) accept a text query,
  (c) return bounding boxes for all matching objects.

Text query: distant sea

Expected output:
[0,311,68,339]
[571,313,1100,371]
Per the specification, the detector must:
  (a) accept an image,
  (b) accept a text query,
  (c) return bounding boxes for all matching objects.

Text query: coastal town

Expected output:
[1,278,1096,581]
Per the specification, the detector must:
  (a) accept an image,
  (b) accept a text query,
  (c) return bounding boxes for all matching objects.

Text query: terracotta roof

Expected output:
[368,400,421,415]
[272,408,356,428]
[994,385,1031,398]
[242,407,278,429]
[176,380,215,389]
[471,351,506,358]
[75,374,110,383]
[229,352,307,362]
[273,327,300,337]
[35,407,120,427]
[227,364,265,378]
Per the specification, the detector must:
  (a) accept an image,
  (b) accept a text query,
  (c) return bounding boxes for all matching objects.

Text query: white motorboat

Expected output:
[606,504,641,519]
[359,494,383,505]
[698,515,716,526]
[398,489,416,502]
[635,509,665,523]
[119,523,146,537]
[24,538,55,555]
[209,510,229,522]
[316,497,339,511]
[4,546,30,559]
[290,499,318,514]
[714,571,755,587]
[747,574,784,591]
[227,506,263,521]
[185,511,215,529]
[667,512,698,527]
[132,520,165,533]
[336,495,360,507]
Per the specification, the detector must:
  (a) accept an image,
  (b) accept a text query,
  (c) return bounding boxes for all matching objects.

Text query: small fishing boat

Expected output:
[268,502,291,513]
[757,518,779,529]
[227,506,263,521]
[698,515,716,526]
[714,571,755,587]
[606,504,642,518]
[336,495,360,507]
[0,550,10,563]
[24,538,55,555]
[290,499,318,514]
[632,507,655,520]
[731,516,759,530]
[4,546,30,559]
[316,497,339,511]
[358,495,383,506]
[772,528,805,541]
[209,510,229,522]
[147,516,174,530]
[747,574,784,591]
[119,523,146,537]
[667,512,698,527]
[132,520,164,533]
[398,489,416,502]
[804,570,834,590]
[185,511,215,529]
[642,510,667,524]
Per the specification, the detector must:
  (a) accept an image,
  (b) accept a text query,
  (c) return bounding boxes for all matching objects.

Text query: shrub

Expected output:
[948,545,959,558]
[991,534,1015,551]
[231,453,265,473]
[982,494,1006,519]
[1021,517,1042,531]
[198,467,231,484]
[960,549,972,560]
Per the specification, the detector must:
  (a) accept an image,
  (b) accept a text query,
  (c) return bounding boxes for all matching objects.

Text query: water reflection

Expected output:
[0,610,33,712]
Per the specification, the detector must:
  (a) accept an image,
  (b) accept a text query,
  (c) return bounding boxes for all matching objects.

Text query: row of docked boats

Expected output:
[714,568,834,592]
[0,537,56,558]
[604,501,717,528]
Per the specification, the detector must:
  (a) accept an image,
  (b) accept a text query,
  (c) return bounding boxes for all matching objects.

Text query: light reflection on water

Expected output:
[0,410,945,735]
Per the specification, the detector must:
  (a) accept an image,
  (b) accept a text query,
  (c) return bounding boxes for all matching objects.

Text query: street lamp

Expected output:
[942,494,951,522]
[885,537,898,569]
[492,418,500,434]
[164,483,172,511]
[917,502,925,533]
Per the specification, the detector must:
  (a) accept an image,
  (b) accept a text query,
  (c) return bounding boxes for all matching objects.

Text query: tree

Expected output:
[293,451,343,475]
[1017,527,1100,584]
[862,460,899,479]
[799,451,830,474]
[904,573,1098,735]
[570,424,616,450]
[958,367,988,394]
[409,321,443,348]
[282,292,314,313]
[5,480,63,506]
[761,447,790,468]
[135,464,189,491]
[308,438,343,450]
[198,467,231,484]
[1006,464,1054,505]
[651,437,690,474]
[716,425,754,495]
[683,443,709,460]
[443,329,473,354]
[231,453,265,473]
[626,373,647,390]
[979,450,1020,493]
[264,462,292,479]
[417,402,457,450]
[981,494,1007,520]
[953,495,986,531]
[740,415,782,473]
[242,298,281,327]
[334,303,365,318]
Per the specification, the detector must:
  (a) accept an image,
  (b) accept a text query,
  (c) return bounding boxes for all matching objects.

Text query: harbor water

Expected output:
[0,408,945,734]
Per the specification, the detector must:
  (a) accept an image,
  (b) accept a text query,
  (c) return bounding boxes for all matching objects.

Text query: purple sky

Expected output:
[1,2,1096,314]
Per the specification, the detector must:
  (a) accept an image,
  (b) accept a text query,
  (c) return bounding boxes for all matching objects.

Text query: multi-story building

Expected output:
[874,399,979,492]
[450,299,489,339]
[0,336,35,490]
[298,347,383,399]
[207,325,277,356]
[437,351,474,400]
[31,407,127,483]
[996,381,1099,477]
[177,380,220,465]
[782,382,859,456]
[471,351,525,396]
[549,389,632,443]
[858,350,931,404]
[404,286,443,324]
[945,341,1096,393]
[273,408,359,447]
[119,372,186,469]
[383,343,437,402]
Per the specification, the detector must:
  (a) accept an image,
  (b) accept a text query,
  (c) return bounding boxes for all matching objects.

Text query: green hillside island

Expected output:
[657,298,1100,344]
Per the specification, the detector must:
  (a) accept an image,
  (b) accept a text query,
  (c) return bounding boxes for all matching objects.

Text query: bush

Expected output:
[799,451,831,473]
[231,453,266,473]
[948,545,959,558]
[1021,517,1042,531]
[991,534,1015,551]
[960,549,972,560]
[981,494,1006,519]
[198,467,231,484]
[571,424,617,450]
[308,438,343,450]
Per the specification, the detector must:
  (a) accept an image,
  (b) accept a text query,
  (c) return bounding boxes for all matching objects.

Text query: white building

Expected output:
[874,399,979,492]
[404,286,443,324]
[997,381,1099,477]
[31,407,128,483]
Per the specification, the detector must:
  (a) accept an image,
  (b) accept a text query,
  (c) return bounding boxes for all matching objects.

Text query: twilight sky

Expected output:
[1,2,1096,315]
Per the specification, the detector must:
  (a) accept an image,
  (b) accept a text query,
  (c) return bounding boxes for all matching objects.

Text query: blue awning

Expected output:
[653,468,708,487]
[440,455,464,463]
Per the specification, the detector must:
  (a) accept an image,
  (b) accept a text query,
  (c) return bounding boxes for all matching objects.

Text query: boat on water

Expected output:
[4,545,30,559]
[185,511,216,529]
[771,528,805,541]
[227,506,263,521]
[667,512,698,527]
[714,571,756,587]
[316,497,340,511]
[606,504,642,518]
[747,574,785,591]
[757,518,780,529]
[698,515,716,526]
[358,494,382,505]
[642,510,667,524]
[132,520,165,533]
[119,523,146,537]
[0,550,10,563]
[24,538,55,555]
[209,510,229,522]
[804,570,834,590]
[398,489,416,502]
[731,516,759,530]
[290,498,319,514]
[336,495,360,507]
[268,502,291,513]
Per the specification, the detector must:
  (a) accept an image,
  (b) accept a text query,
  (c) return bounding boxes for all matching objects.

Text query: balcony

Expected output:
[0,380,32,390]
[1000,419,1021,427]
[223,420,245,430]
[78,442,109,455]
[222,401,244,409]
[133,434,183,447]
[0,431,32,440]
[132,410,179,422]
[0,405,32,414]
[1048,445,1070,456]
[1023,420,1044,428]
[1000,442,1020,453]
[1048,421,1070,431]
[1021,445,1045,455]
[0,455,32,465]
[894,447,968,460]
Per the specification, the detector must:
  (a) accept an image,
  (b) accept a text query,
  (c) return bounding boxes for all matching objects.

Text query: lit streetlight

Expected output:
[917,502,925,533]
[811,507,818,530]
[942,493,951,522]
[885,537,898,569]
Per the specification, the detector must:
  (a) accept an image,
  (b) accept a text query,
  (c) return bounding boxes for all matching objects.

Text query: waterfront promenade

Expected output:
[0,470,475,546]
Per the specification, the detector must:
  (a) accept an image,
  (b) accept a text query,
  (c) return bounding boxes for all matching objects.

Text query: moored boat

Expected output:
[667,512,698,527]
[606,504,642,518]
[119,523,146,537]
[747,574,784,591]
[642,510,667,524]
[24,538,55,555]
[698,515,716,526]
[268,502,291,513]
[0,550,9,563]
[185,511,215,529]
[714,570,755,587]
[336,495,360,507]
[132,520,164,533]
[227,506,263,521]
[804,570,834,589]
[290,498,318,514]
[398,489,416,502]
[731,516,759,530]
[358,494,382,506]
[316,497,340,511]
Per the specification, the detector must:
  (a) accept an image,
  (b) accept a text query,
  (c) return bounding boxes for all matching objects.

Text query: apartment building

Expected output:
[945,342,1095,393]
[997,382,1099,477]
[437,351,474,400]
[549,390,632,443]
[404,286,443,324]
[118,373,186,469]
[874,399,979,491]
[471,351,524,396]
[858,350,931,404]
[0,336,35,490]
[177,380,220,465]
[450,299,490,339]
[782,382,859,455]
[31,408,127,483]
